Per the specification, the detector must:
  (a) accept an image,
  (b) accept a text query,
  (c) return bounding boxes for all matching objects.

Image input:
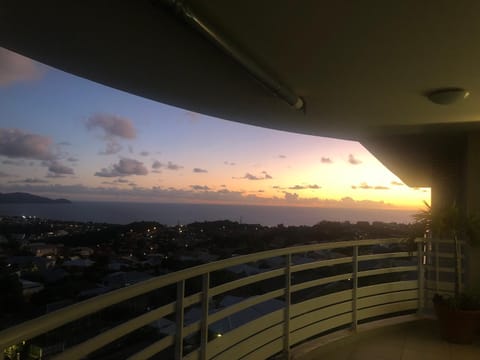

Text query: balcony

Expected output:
[0,238,470,360]
[295,318,480,360]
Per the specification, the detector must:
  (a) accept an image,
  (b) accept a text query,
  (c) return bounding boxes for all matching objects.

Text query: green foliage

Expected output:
[416,202,480,305]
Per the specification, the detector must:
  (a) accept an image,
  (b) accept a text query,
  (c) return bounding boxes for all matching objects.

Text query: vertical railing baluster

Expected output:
[435,240,439,293]
[201,273,210,360]
[458,242,463,293]
[352,245,358,331]
[417,241,425,314]
[175,280,185,360]
[284,253,292,359]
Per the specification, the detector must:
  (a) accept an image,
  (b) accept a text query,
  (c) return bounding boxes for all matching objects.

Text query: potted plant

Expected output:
[414,202,480,344]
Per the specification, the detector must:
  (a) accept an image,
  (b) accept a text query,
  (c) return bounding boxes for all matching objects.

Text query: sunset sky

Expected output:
[0,47,430,210]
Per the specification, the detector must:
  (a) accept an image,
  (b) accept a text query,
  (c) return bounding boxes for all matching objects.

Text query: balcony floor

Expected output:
[295,318,480,360]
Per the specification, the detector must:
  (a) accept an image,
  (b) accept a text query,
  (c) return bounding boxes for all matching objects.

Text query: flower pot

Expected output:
[434,300,480,344]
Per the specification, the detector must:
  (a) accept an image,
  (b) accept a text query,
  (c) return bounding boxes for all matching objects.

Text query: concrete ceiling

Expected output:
[1,0,479,186]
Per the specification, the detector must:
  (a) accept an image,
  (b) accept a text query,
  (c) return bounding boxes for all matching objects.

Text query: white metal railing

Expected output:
[0,238,430,360]
[423,238,466,303]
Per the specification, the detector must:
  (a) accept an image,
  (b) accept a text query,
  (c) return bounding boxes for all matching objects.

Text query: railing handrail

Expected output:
[0,237,420,353]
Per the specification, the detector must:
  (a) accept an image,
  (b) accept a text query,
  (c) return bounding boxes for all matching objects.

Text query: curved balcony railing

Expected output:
[1,238,428,360]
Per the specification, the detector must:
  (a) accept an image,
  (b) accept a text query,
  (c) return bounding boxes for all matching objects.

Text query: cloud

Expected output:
[2,159,27,166]
[86,114,136,139]
[193,168,208,173]
[8,177,48,184]
[224,161,236,166]
[0,182,402,210]
[236,173,263,180]
[152,160,162,169]
[95,158,148,177]
[191,185,210,191]
[46,161,75,176]
[100,141,122,155]
[140,151,149,156]
[278,154,287,159]
[0,128,54,160]
[288,184,321,190]
[115,178,129,184]
[166,161,183,171]
[67,157,79,162]
[234,172,273,180]
[0,171,12,177]
[348,154,362,165]
[391,181,404,186]
[284,192,299,201]
[0,47,44,87]
[351,182,389,190]
[321,157,333,164]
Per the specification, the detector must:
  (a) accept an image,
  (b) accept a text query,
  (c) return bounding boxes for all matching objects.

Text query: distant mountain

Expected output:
[0,192,71,204]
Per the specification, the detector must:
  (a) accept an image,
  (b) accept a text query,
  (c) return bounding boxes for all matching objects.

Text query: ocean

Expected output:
[0,202,417,226]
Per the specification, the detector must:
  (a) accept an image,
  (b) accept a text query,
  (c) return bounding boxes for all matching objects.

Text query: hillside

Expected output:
[0,192,71,204]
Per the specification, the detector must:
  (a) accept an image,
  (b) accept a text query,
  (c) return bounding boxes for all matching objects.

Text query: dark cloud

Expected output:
[0,171,12,177]
[152,160,162,169]
[278,155,286,159]
[95,158,148,177]
[224,161,236,166]
[191,185,210,191]
[166,161,183,171]
[348,154,362,165]
[45,161,75,176]
[0,48,44,87]
[288,184,321,190]
[391,181,404,186]
[86,114,136,139]
[140,151,149,156]
[0,128,54,160]
[374,185,390,190]
[321,157,333,164]
[67,157,79,162]
[57,141,71,146]
[193,168,208,173]
[115,178,129,184]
